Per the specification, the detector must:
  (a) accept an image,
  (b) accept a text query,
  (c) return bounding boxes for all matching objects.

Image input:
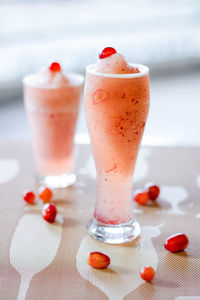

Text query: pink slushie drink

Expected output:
[23,62,84,188]
[84,48,149,243]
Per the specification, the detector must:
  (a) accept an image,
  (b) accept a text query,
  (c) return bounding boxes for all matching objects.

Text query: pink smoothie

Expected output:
[24,65,84,176]
[84,53,149,224]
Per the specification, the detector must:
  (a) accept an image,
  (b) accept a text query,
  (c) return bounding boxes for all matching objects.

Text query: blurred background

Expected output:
[0,0,200,145]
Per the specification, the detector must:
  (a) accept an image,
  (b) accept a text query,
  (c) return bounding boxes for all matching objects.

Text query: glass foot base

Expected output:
[36,173,76,189]
[87,218,140,244]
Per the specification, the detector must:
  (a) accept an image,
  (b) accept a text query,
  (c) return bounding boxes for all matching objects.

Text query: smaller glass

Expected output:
[23,71,84,188]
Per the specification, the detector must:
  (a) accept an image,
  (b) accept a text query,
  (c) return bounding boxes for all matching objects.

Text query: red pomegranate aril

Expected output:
[133,189,149,205]
[38,186,53,203]
[140,266,155,282]
[164,233,189,252]
[99,47,117,59]
[87,252,110,269]
[23,190,36,204]
[42,203,57,223]
[49,62,61,72]
[145,183,160,200]
[135,67,140,73]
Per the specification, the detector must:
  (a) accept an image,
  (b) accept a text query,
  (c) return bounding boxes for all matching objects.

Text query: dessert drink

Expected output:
[84,48,149,243]
[23,62,84,188]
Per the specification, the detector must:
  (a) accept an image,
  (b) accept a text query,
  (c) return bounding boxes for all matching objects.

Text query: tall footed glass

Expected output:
[84,64,149,244]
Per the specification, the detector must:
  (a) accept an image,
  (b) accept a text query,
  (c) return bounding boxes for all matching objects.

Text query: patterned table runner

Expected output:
[0,141,200,300]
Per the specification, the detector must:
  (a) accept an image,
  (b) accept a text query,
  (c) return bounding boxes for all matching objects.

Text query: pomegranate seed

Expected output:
[87,252,110,269]
[133,189,149,205]
[23,190,36,204]
[42,203,57,223]
[38,186,53,203]
[140,266,155,282]
[164,233,189,252]
[49,62,61,72]
[99,47,117,59]
[145,183,160,200]
[135,67,140,73]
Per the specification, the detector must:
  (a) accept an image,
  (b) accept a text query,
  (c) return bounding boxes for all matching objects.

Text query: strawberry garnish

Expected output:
[49,62,61,72]
[99,47,117,59]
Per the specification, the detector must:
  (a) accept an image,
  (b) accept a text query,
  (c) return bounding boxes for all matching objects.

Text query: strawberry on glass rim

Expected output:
[49,62,61,73]
[99,47,117,59]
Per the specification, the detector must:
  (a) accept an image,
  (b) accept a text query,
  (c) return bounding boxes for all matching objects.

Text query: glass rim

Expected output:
[86,63,149,78]
[23,72,84,88]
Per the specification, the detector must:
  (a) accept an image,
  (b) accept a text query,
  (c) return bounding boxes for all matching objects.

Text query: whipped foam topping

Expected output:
[92,53,138,74]
[23,66,70,88]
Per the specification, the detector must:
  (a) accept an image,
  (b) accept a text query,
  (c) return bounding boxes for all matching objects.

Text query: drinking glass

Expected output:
[84,64,149,243]
[23,73,84,188]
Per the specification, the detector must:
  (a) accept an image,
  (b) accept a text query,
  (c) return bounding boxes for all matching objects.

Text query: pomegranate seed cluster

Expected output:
[133,182,160,205]
[23,186,56,223]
